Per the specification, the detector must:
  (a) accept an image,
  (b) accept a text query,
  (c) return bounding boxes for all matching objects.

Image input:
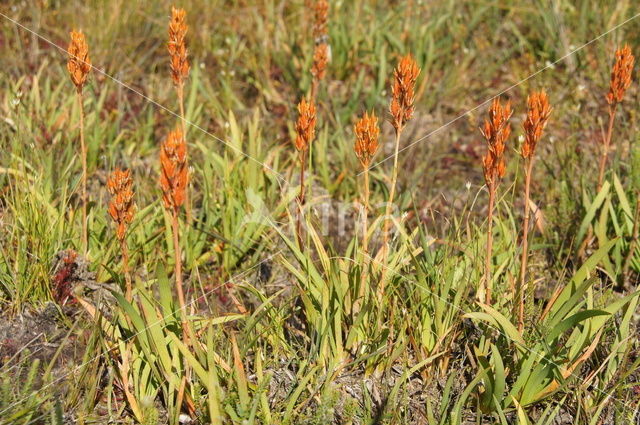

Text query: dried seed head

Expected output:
[160,127,189,211]
[522,90,552,159]
[481,97,512,186]
[67,30,91,92]
[294,98,317,151]
[354,111,380,167]
[606,44,634,106]
[311,43,329,81]
[313,0,329,41]
[107,168,135,241]
[390,54,420,132]
[168,6,190,86]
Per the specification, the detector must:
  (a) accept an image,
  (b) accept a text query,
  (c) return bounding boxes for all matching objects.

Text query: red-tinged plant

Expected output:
[107,168,136,302]
[480,97,512,305]
[517,90,551,331]
[160,127,189,338]
[354,111,380,302]
[597,44,634,190]
[67,30,91,254]
[380,54,420,298]
[168,6,192,221]
[310,0,329,101]
[294,97,317,247]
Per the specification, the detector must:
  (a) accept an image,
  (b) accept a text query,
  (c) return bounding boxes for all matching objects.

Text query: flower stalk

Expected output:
[480,97,512,305]
[293,98,317,248]
[354,111,380,302]
[168,6,191,223]
[160,127,189,341]
[67,30,91,254]
[107,168,136,302]
[380,54,420,298]
[518,90,551,331]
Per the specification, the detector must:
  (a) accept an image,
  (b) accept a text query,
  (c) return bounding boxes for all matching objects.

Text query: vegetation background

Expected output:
[1,0,640,424]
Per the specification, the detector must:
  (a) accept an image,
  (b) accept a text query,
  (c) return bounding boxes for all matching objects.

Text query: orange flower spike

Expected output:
[311,43,329,82]
[168,6,190,86]
[313,0,329,40]
[160,127,189,211]
[606,44,635,106]
[481,97,513,185]
[67,30,91,92]
[294,98,317,151]
[354,111,380,167]
[107,169,135,241]
[522,90,552,159]
[390,54,421,132]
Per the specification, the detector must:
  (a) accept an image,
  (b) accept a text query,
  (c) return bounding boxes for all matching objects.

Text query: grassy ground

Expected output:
[1,0,640,424]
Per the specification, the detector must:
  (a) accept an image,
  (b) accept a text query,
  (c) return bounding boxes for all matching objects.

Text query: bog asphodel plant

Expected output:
[160,127,189,337]
[310,0,329,100]
[107,168,135,302]
[480,97,512,305]
[517,90,551,331]
[354,111,379,298]
[294,97,317,247]
[597,44,634,190]
[380,54,420,297]
[67,30,91,254]
[168,6,192,221]
[355,112,380,250]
